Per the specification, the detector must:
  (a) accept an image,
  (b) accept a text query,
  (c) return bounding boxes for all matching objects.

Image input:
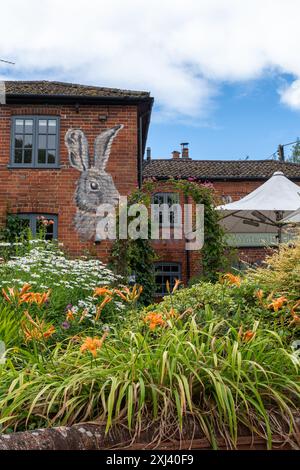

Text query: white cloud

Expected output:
[1,0,300,118]
[279,80,300,110]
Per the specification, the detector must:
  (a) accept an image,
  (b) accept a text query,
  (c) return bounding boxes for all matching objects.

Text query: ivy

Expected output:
[110,179,230,303]
[171,179,230,282]
[110,182,157,305]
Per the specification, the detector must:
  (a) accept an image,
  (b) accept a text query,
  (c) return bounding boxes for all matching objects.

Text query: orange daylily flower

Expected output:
[21,310,55,343]
[165,307,178,319]
[290,301,300,325]
[223,273,241,287]
[21,290,51,306]
[144,312,165,330]
[93,287,114,297]
[268,296,287,312]
[79,308,89,323]
[167,278,183,294]
[238,325,256,342]
[95,295,113,321]
[243,330,255,342]
[80,332,108,358]
[255,289,264,304]
[66,309,75,321]
[2,283,32,304]
[114,285,143,303]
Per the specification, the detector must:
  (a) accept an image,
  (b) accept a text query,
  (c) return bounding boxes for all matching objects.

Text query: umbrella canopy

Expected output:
[217,171,300,241]
[282,207,300,224]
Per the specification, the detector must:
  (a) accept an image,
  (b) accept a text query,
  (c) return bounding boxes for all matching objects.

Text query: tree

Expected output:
[287,138,300,163]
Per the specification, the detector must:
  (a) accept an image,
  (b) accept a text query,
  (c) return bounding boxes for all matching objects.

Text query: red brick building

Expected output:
[143,153,300,292]
[0,81,153,260]
[1,80,300,294]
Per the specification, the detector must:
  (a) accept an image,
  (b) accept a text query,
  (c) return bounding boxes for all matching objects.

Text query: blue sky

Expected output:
[2,1,300,162]
[148,74,300,160]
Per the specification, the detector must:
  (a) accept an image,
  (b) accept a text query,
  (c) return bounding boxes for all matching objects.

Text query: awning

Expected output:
[216,171,300,242]
[282,207,300,224]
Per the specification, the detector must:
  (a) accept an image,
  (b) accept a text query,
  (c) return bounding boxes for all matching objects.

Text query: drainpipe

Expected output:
[138,109,152,188]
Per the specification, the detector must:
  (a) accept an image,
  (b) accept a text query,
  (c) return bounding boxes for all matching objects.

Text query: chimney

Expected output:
[172,150,180,159]
[181,142,190,159]
[146,147,151,161]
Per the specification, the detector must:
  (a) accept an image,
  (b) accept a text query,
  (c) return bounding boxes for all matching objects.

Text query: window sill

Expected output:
[7,165,62,170]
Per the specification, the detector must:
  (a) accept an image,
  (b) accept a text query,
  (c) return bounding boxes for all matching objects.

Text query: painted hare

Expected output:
[65,124,123,240]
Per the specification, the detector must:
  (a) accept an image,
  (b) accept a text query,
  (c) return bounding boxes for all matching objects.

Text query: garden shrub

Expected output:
[247,235,300,298]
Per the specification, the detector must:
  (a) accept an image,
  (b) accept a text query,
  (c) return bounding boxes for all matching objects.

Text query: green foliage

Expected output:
[287,138,300,163]
[0,240,127,336]
[247,236,300,298]
[0,230,299,448]
[0,312,299,448]
[172,179,229,281]
[0,214,28,243]
[110,184,157,305]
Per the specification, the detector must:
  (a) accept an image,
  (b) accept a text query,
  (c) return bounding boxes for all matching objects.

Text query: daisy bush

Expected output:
[0,240,129,334]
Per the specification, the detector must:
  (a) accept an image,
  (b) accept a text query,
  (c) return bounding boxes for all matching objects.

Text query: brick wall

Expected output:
[149,178,300,287]
[0,103,139,261]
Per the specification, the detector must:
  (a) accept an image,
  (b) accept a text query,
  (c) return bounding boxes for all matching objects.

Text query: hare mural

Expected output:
[65,125,123,240]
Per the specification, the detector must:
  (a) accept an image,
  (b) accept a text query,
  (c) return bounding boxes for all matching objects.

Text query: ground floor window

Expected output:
[16,213,58,240]
[154,262,182,295]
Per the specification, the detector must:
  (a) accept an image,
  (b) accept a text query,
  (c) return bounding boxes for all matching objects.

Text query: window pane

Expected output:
[47,150,56,164]
[38,149,46,164]
[48,135,56,149]
[25,119,33,133]
[162,265,171,272]
[38,135,47,149]
[15,135,23,148]
[24,149,32,164]
[48,120,57,134]
[171,265,180,272]
[24,134,33,148]
[45,220,54,240]
[38,120,47,134]
[14,149,22,164]
[167,194,179,205]
[15,119,24,133]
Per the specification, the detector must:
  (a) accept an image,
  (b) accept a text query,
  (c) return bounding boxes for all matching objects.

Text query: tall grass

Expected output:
[0,314,299,448]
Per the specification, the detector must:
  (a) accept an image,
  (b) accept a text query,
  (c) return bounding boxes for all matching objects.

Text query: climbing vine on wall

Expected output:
[110,181,157,305]
[111,178,229,303]
[171,178,230,282]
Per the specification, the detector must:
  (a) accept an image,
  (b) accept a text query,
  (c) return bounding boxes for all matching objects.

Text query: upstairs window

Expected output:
[154,262,182,296]
[152,192,180,227]
[11,116,60,168]
[16,214,58,240]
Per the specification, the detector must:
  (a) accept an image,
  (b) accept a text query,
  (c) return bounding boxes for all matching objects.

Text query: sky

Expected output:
[1,0,300,160]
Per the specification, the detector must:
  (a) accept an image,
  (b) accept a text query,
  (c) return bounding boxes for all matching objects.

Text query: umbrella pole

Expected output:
[277,225,282,244]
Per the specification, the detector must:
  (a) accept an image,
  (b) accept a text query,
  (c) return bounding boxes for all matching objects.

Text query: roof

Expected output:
[3,81,153,183]
[4,80,150,100]
[142,159,300,181]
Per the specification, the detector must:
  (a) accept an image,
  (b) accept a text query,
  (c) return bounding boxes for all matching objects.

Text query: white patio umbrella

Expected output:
[282,207,300,224]
[217,171,300,243]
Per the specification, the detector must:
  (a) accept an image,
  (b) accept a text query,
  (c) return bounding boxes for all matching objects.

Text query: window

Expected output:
[11,116,60,167]
[152,192,180,227]
[16,214,58,240]
[154,262,182,296]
